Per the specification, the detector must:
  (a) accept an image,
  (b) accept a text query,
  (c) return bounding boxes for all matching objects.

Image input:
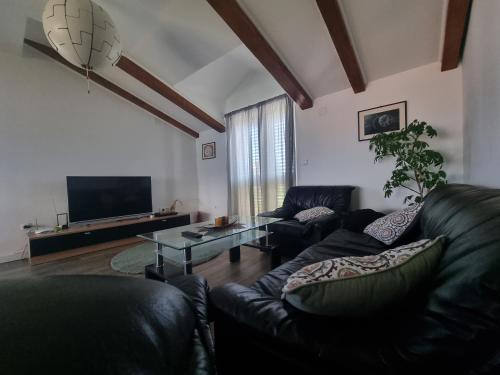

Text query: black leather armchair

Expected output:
[210,185,500,374]
[0,274,215,374]
[259,185,355,257]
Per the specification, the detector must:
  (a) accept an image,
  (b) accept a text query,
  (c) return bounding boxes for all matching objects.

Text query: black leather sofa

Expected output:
[210,184,500,374]
[0,274,215,374]
[260,185,355,258]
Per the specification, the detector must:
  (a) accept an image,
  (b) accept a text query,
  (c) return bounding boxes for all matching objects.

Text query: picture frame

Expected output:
[202,142,216,159]
[358,101,407,141]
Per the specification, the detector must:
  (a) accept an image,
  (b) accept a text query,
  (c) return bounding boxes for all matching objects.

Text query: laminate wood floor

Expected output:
[0,245,272,288]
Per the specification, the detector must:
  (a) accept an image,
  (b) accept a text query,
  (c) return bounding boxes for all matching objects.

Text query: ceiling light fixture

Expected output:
[42,0,122,93]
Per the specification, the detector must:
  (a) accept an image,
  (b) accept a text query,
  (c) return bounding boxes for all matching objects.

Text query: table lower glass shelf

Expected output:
[151,229,268,278]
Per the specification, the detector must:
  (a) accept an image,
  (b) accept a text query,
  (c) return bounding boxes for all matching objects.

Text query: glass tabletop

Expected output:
[138,216,282,250]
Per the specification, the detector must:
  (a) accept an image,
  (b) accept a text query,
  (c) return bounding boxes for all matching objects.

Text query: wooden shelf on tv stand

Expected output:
[28,213,190,265]
[28,214,183,240]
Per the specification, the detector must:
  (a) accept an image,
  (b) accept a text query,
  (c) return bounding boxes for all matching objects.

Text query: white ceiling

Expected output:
[340,0,445,83]
[174,45,270,120]
[0,0,449,135]
[239,0,351,98]
[239,0,445,96]
[94,0,243,86]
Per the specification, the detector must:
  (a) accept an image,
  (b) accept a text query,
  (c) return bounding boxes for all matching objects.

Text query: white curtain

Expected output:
[226,95,295,217]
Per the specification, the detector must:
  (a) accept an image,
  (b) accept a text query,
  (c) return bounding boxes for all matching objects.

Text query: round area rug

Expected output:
[110,242,224,274]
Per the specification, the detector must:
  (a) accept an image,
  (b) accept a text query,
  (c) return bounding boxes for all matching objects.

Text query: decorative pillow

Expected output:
[363,203,423,245]
[294,207,334,223]
[282,236,445,317]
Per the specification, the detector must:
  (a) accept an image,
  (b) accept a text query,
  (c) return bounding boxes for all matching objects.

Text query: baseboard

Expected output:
[0,251,25,264]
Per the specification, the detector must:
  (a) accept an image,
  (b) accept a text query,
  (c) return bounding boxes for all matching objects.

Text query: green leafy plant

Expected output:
[369,119,447,205]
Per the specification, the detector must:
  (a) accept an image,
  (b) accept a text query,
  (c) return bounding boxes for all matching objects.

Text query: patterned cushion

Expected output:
[293,206,334,223]
[363,203,423,245]
[282,236,445,317]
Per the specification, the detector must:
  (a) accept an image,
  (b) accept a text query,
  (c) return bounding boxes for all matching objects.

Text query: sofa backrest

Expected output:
[393,184,500,372]
[283,185,355,213]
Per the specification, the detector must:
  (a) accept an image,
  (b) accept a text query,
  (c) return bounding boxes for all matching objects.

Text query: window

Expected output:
[226,95,295,217]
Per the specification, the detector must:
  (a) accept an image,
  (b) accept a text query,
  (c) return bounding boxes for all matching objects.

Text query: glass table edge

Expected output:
[137,217,282,251]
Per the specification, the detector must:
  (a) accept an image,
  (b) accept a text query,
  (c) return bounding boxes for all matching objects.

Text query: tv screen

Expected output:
[67,176,153,223]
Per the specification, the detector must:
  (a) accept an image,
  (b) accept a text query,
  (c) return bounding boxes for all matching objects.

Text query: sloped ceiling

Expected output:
[94,0,243,86]
[1,0,448,135]
[340,0,445,82]
[174,45,270,120]
[238,0,445,96]
[239,0,351,98]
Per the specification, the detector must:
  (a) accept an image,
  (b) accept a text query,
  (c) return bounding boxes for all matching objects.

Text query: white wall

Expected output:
[296,62,464,211]
[197,62,464,216]
[462,0,500,187]
[196,130,228,221]
[0,47,198,263]
[195,71,284,220]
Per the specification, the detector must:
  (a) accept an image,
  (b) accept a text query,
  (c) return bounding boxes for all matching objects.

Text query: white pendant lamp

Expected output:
[42,0,122,92]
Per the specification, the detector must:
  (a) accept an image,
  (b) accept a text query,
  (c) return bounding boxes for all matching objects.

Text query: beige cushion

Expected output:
[293,206,334,223]
[282,236,445,317]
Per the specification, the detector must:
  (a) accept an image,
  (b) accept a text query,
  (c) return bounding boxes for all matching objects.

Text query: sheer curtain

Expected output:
[226,95,295,217]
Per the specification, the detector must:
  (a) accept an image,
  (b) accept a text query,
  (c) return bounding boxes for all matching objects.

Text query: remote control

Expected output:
[181,231,203,239]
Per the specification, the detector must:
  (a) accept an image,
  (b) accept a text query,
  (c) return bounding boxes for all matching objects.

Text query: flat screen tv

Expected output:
[67,176,153,223]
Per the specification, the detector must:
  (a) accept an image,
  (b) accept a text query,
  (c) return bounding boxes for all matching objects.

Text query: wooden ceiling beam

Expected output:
[116,56,225,132]
[24,39,199,138]
[441,0,472,71]
[316,0,365,93]
[207,0,313,110]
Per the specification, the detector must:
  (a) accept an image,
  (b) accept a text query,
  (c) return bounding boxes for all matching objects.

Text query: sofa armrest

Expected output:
[168,275,210,325]
[258,206,295,219]
[168,275,215,374]
[210,283,310,346]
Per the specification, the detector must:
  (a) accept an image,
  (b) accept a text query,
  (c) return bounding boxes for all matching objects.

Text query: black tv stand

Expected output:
[28,214,190,264]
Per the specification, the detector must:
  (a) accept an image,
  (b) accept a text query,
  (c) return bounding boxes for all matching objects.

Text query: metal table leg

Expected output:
[183,246,192,275]
[229,246,241,262]
[156,243,164,273]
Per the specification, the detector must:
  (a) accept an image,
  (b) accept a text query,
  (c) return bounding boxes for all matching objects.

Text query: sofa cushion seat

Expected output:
[210,229,389,339]
[268,219,310,238]
[210,230,395,373]
[251,229,388,298]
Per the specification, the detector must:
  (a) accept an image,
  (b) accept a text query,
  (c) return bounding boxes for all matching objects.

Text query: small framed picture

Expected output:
[202,142,216,159]
[358,101,407,141]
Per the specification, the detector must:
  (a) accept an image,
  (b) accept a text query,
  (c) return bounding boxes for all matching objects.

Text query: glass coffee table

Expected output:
[138,216,282,280]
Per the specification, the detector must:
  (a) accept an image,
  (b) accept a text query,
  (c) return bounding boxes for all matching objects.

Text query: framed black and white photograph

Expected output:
[202,142,216,160]
[358,101,407,141]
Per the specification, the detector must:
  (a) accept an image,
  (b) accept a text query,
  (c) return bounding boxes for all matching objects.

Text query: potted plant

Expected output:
[369,119,447,205]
